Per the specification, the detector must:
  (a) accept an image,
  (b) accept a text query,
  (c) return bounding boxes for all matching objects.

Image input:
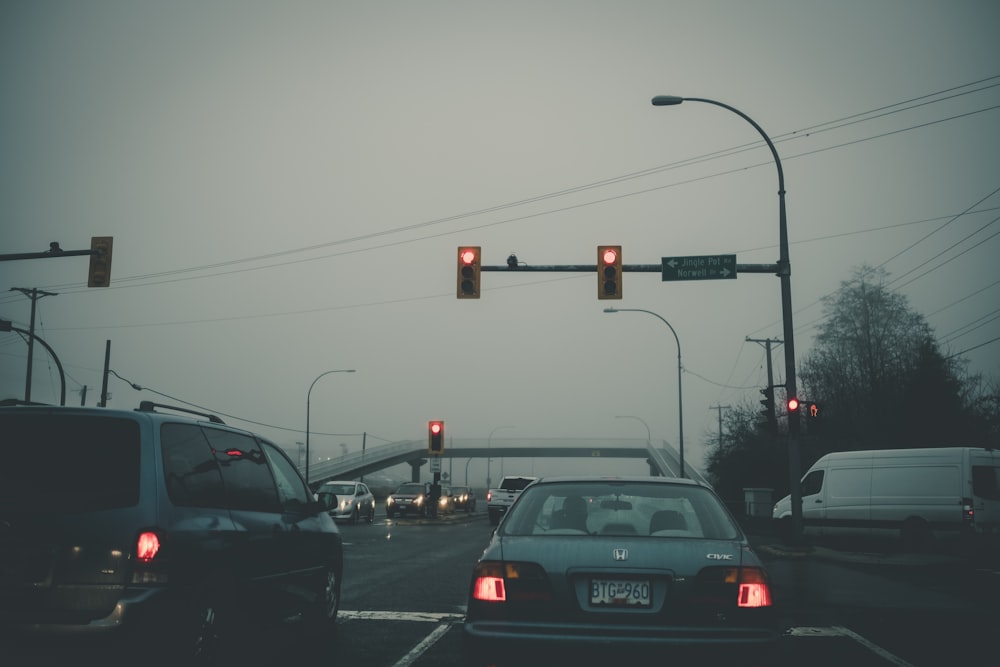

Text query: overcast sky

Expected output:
[2,1,998,487]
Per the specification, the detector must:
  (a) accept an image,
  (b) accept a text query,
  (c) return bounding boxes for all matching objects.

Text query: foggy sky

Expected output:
[2,1,998,487]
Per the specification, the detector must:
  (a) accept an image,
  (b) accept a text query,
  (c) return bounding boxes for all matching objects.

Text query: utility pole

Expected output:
[709,404,730,450]
[10,287,58,403]
[747,337,782,430]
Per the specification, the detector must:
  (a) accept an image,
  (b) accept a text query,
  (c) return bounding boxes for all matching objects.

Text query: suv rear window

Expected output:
[0,413,140,512]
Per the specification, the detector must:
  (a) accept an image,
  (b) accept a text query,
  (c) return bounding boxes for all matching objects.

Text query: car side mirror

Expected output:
[317,492,338,511]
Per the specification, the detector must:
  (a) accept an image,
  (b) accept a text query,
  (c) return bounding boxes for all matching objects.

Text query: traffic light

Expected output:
[759,386,776,434]
[457,246,481,299]
[597,245,622,299]
[428,420,445,454]
[87,236,113,288]
[806,401,822,432]
[786,396,800,413]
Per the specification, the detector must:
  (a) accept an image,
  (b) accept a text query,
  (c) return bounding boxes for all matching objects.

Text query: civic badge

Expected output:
[613,548,628,561]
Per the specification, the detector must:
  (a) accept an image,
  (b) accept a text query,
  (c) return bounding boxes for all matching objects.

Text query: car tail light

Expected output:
[136,531,161,563]
[471,561,552,603]
[735,568,772,608]
[487,490,493,502]
[696,566,773,609]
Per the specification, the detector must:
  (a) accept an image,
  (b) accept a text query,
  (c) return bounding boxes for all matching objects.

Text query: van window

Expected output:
[203,428,281,512]
[801,470,824,496]
[973,466,1000,501]
[161,423,227,508]
[0,414,140,512]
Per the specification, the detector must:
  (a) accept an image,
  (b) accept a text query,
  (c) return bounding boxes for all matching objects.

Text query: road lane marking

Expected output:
[790,626,915,667]
[390,622,454,667]
[340,610,464,622]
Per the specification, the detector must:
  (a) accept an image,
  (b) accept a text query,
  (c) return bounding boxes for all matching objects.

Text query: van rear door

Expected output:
[970,450,1000,535]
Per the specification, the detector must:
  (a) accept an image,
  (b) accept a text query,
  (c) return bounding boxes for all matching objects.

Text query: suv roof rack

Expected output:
[137,400,225,424]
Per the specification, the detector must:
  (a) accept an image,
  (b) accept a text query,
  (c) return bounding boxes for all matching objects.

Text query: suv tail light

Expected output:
[136,531,162,563]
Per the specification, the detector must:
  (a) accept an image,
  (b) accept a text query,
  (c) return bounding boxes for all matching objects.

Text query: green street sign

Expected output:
[661,254,737,281]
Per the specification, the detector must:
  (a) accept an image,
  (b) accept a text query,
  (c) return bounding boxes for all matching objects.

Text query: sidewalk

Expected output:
[741,517,972,567]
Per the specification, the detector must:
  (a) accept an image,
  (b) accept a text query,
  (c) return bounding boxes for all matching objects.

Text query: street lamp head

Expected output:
[603,307,618,313]
[652,95,684,106]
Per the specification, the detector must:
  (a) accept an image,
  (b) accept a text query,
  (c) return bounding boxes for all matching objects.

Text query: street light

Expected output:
[486,425,514,489]
[604,308,685,478]
[651,94,802,534]
[305,369,356,486]
[615,415,651,444]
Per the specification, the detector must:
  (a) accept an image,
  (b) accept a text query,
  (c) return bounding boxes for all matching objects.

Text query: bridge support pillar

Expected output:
[409,460,425,482]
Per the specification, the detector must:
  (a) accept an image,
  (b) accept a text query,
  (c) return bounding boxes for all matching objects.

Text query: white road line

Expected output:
[339,610,464,622]
[790,626,915,667]
[390,621,455,667]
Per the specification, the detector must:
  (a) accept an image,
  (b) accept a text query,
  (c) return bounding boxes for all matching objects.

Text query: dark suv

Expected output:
[0,401,343,663]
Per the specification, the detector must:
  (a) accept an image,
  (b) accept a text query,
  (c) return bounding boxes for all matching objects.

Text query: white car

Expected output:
[317,480,376,524]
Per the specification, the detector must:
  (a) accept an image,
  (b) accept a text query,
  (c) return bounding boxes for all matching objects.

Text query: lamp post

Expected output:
[486,425,514,489]
[651,95,801,534]
[615,415,651,445]
[605,308,684,478]
[305,369,356,486]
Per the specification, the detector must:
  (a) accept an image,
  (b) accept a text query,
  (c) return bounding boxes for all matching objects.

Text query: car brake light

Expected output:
[736,567,772,608]
[136,531,161,563]
[471,561,551,603]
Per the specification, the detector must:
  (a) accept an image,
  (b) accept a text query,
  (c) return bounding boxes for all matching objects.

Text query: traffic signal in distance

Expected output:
[806,402,822,432]
[597,245,622,299]
[457,246,481,299]
[88,236,113,288]
[786,396,800,413]
[428,420,445,454]
[759,386,776,434]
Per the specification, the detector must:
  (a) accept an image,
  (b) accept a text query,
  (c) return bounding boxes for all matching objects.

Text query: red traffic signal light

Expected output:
[597,245,622,300]
[428,420,445,454]
[786,397,800,412]
[457,246,481,299]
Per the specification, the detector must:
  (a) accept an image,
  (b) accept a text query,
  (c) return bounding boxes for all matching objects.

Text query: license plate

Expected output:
[590,579,651,607]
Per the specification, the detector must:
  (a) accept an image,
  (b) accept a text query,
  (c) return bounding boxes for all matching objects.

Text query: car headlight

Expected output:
[387,497,394,506]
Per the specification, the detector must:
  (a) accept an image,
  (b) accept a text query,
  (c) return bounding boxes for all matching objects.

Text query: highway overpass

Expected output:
[304,437,710,490]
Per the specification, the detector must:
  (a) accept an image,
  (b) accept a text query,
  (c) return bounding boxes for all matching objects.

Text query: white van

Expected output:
[772,447,1000,549]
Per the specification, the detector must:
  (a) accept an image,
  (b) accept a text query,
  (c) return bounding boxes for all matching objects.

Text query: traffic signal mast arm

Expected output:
[479,263,778,273]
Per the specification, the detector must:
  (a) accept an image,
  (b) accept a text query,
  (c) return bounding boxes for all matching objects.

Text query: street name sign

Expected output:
[661,254,736,281]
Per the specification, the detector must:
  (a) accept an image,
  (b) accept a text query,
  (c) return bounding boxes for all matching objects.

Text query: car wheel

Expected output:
[165,585,237,667]
[351,506,360,525]
[367,505,375,524]
[304,564,341,646]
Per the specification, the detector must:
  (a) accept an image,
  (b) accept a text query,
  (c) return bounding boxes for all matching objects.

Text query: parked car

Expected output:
[386,482,430,518]
[317,480,376,524]
[462,476,780,667]
[451,485,478,512]
[0,401,344,664]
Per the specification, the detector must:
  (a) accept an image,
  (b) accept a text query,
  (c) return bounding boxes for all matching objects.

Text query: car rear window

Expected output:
[501,481,741,540]
[0,413,140,512]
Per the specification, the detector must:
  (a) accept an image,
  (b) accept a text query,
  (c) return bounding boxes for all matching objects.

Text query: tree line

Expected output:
[705,266,999,507]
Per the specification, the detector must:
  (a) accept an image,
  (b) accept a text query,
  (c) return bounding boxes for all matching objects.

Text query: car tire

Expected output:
[488,509,500,525]
[304,563,341,639]
[367,506,375,524]
[163,584,240,667]
[351,506,360,525]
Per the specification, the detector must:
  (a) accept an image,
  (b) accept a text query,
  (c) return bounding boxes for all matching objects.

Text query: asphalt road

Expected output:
[4,509,998,666]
